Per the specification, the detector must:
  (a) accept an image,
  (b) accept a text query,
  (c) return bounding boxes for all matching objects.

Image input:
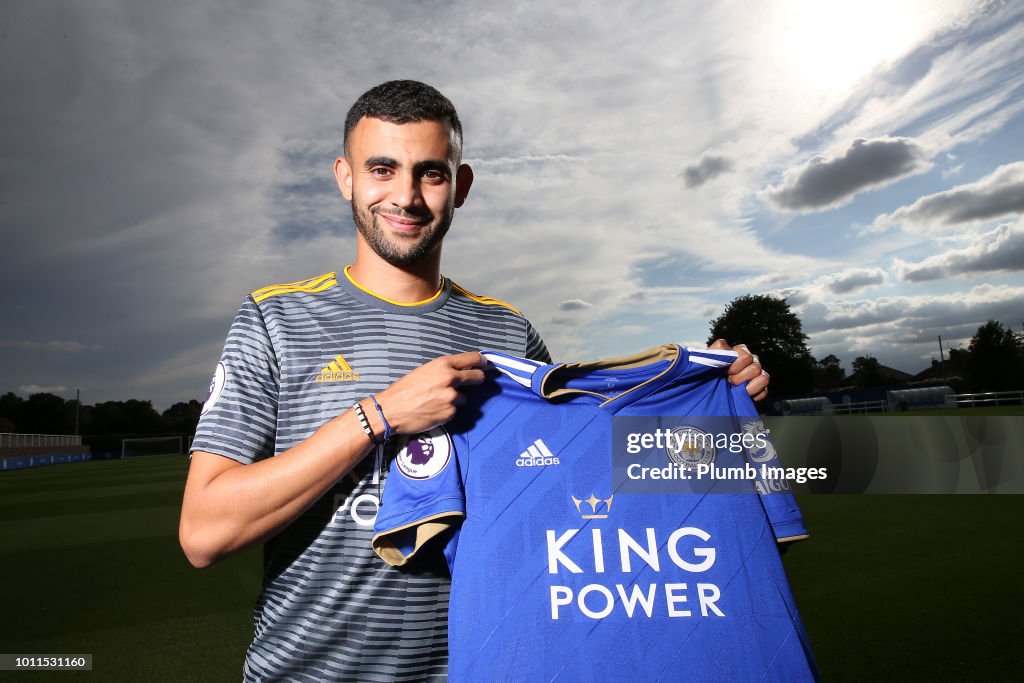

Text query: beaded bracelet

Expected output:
[352,401,380,445]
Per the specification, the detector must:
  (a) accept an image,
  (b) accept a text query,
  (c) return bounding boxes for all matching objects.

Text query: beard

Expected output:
[351,199,453,267]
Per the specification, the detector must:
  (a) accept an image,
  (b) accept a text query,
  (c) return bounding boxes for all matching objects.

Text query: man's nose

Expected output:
[391,172,423,210]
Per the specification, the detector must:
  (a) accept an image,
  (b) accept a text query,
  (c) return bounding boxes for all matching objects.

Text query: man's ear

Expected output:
[334,157,354,201]
[454,164,474,208]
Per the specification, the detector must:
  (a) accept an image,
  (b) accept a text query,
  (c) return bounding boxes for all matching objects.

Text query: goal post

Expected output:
[121,436,184,459]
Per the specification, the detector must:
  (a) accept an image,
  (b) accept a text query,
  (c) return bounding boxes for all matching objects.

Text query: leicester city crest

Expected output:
[395,427,453,480]
[665,426,715,471]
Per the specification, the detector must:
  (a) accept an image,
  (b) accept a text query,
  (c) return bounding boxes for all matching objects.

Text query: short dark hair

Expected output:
[343,80,464,162]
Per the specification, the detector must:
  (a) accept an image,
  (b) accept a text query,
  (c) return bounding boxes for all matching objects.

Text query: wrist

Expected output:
[369,395,393,442]
[373,388,405,435]
[355,396,395,443]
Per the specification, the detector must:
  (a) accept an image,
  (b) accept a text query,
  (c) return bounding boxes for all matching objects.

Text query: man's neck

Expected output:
[347,252,443,304]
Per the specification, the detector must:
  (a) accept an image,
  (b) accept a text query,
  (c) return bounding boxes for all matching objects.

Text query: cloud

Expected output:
[465,154,582,169]
[681,154,733,188]
[822,267,886,294]
[18,385,68,395]
[873,162,1024,231]
[0,2,1016,406]
[942,164,964,179]
[764,137,931,212]
[558,299,594,311]
[771,288,810,307]
[809,7,1024,161]
[0,341,102,352]
[895,222,1024,281]
[801,284,1024,334]
[795,283,1024,373]
[768,267,886,306]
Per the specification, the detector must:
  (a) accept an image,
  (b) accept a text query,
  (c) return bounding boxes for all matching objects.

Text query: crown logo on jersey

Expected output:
[315,354,360,382]
[572,493,614,519]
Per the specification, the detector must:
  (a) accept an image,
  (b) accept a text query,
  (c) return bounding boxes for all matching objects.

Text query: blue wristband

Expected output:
[369,395,392,442]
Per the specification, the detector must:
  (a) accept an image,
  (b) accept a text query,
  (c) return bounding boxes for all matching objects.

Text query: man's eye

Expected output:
[370,167,393,177]
[422,170,446,182]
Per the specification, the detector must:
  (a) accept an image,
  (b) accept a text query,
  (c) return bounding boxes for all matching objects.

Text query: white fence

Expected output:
[780,389,1022,416]
[833,400,889,415]
[1,433,82,448]
[951,390,1024,408]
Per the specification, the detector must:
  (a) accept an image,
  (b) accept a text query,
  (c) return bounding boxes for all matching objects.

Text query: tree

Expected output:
[88,399,162,435]
[813,354,846,390]
[21,393,74,434]
[162,400,203,435]
[851,355,883,388]
[708,294,815,397]
[967,320,1024,391]
[0,392,25,432]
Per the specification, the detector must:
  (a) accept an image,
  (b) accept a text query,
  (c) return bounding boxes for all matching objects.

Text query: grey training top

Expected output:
[192,268,550,682]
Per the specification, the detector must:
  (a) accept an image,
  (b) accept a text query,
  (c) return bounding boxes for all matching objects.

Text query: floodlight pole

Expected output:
[937,336,946,377]
[74,388,80,436]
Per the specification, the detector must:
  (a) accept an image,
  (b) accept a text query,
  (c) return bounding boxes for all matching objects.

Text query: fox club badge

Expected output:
[665,426,716,471]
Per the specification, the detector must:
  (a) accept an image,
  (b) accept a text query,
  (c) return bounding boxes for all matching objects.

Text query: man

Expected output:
[179,80,769,681]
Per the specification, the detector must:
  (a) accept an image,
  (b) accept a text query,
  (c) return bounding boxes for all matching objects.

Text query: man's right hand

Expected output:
[372,351,488,436]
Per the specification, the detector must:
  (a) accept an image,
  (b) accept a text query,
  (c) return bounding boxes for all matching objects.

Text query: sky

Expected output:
[1,0,1022,411]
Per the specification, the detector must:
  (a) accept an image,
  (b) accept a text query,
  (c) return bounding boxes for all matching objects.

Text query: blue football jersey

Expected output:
[373,345,818,682]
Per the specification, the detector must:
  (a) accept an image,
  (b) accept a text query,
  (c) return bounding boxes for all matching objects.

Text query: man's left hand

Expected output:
[708,339,769,402]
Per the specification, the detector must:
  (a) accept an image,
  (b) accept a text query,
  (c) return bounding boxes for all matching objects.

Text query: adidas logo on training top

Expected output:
[516,439,560,467]
[315,354,360,382]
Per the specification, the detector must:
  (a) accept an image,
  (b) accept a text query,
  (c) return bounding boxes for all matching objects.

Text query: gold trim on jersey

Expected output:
[371,511,465,567]
[343,266,446,307]
[777,533,810,543]
[251,272,338,303]
[450,282,523,316]
[539,344,680,405]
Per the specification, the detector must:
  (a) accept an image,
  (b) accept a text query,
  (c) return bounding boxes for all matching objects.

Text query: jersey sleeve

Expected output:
[730,383,810,543]
[191,296,279,464]
[372,430,466,568]
[524,319,552,363]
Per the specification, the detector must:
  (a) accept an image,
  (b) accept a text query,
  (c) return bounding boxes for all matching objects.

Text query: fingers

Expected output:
[446,350,488,370]
[456,367,487,386]
[746,370,770,403]
[730,360,762,385]
[710,340,770,401]
[727,344,755,377]
[710,339,755,378]
[442,352,488,386]
[378,352,492,435]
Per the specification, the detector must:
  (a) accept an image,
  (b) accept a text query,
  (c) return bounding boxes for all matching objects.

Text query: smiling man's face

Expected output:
[337,117,471,267]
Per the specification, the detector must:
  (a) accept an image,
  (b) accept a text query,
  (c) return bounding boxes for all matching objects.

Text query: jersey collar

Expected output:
[533,344,683,408]
[483,345,739,410]
[338,266,452,314]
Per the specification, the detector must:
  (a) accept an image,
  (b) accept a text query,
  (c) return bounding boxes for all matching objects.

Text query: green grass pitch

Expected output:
[0,456,259,681]
[1,445,1022,680]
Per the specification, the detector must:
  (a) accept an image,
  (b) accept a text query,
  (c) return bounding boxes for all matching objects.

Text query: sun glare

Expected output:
[772,0,937,97]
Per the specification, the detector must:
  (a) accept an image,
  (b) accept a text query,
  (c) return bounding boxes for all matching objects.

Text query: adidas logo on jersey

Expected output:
[315,354,360,382]
[516,439,560,467]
